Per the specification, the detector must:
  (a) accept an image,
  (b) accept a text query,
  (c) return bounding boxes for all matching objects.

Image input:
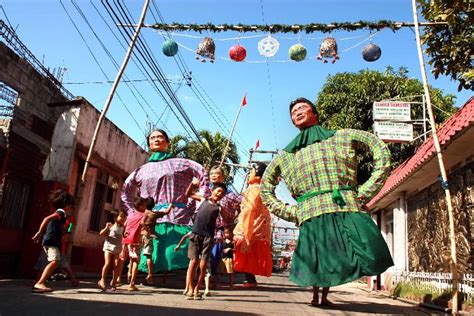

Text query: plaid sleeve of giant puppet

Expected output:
[349,129,391,205]
[260,155,299,224]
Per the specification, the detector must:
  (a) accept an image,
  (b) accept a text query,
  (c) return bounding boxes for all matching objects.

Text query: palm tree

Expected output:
[168,135,188,158]
[185,130,240,183]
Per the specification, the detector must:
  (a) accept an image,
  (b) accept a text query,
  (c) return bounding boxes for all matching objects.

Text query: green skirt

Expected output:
[138,222,191,273]
[290,212,393,288]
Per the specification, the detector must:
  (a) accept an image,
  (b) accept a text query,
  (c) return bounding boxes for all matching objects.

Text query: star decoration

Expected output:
[258,35,279,57]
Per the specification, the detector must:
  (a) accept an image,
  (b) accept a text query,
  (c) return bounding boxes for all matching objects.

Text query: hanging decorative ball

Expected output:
[196,37,216,63]
[288,44,307,62]
[162,39,178,57]
[317,37,339,63]
[229,44,247,62]
[362,43,382,62]
[258,35,279,57]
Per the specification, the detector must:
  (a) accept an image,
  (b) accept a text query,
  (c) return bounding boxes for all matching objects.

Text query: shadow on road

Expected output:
[0,293,257,316]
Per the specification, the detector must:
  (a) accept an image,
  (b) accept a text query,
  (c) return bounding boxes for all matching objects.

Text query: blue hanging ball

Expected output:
[362,43,382,62]
[162,40,178,57]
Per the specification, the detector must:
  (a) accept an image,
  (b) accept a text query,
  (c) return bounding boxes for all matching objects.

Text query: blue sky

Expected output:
[1,0,472,194]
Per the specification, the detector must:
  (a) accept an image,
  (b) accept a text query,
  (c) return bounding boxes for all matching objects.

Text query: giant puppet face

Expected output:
[290,101,318,130]
[209,167,225,184]
[148,130,170,152]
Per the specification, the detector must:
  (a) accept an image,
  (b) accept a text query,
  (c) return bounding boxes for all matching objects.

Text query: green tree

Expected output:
[418,0,473,91]
[184,130,240,183]
[168,134,188,158]
[316,67,457,183]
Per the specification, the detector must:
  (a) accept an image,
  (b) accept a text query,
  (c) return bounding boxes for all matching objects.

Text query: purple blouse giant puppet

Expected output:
[121,129,209,272]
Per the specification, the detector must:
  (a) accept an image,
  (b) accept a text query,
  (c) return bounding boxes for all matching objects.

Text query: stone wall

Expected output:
[407,159,474,273]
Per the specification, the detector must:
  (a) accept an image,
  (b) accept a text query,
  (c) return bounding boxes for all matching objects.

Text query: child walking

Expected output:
[141,197,173,286]
[32,189,76,293]
[98,210,127,291]
[184,179,226,300]
[117,196,146,291]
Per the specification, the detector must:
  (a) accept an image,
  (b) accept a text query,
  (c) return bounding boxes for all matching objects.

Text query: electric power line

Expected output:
[59,0,145,137]
[107,0,203,144]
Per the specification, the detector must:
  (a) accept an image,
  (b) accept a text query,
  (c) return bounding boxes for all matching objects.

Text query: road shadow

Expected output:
[0,293,257,316]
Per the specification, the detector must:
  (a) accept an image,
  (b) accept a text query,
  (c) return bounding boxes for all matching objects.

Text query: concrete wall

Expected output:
[75,100,149,178]
[0,42,70,276]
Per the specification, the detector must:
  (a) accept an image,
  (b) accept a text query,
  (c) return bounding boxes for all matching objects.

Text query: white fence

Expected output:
[393,271,474,303]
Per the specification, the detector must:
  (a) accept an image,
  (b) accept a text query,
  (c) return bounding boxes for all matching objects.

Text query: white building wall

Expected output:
[42,107,80,182]
[393,193,408,272]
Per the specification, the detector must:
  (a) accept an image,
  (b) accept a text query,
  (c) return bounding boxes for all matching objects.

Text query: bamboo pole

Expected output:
[81,0,150,182]
[411,1,458,314]
[219,96,245,169]
[66,0,150,258]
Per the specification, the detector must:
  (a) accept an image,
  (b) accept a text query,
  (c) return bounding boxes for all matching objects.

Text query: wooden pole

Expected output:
[81,0,150,182]
[219,96,245,168]
[411,1,458,313]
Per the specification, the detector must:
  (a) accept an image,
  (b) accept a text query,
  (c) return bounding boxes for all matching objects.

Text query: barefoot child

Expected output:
[117,197,146,291]
[184,179,226,300]
[98,210,127,291]
[32,190,76,293]
[141,197,173,286]
[174,231,192,294]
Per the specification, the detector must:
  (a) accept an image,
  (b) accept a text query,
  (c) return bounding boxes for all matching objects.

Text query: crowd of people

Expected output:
[31,97,393,307]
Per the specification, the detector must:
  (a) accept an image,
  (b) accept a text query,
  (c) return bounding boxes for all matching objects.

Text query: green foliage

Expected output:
[391,281,472,307]
[168,135,187,158]
[316,67,456,183]
[169,130,240,183]
[151,20,400,34]
[418,0,473,91]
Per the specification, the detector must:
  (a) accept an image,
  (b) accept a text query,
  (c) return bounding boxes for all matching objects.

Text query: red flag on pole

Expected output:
[241,93,247,107]
[255,139,260,150]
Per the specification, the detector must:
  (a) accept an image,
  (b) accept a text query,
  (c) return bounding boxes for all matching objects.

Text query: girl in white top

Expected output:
[98,210,127,291]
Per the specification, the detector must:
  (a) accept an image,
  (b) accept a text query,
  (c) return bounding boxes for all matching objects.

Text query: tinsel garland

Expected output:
[149,20,400,33]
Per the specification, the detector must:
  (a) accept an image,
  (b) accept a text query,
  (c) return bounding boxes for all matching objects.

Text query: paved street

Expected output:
[0,271,440,315]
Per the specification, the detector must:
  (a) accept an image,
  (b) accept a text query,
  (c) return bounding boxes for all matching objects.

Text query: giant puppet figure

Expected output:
[122,129,209,273]
[233,162,272,286]
[260,97,393,307]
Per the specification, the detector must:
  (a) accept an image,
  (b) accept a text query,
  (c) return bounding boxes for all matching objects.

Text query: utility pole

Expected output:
[411,1,458,313]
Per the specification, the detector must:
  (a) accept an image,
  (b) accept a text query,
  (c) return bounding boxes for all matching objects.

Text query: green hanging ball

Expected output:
[289,44,307,62]
[162,39,178,57]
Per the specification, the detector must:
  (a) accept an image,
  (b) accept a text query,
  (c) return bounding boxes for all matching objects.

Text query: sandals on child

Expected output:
[128,285,139,291]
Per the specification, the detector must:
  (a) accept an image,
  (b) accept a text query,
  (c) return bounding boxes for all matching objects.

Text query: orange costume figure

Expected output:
[233,162,272,281]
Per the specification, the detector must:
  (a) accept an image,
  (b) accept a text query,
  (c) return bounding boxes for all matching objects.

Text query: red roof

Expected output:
[368,97,474,208]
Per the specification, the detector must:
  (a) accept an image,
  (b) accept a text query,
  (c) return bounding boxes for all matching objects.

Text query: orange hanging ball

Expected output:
[229,44,247,62]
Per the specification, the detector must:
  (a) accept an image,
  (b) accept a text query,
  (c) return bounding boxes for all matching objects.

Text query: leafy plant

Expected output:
[417,0,473,91]
[315,67,456,183]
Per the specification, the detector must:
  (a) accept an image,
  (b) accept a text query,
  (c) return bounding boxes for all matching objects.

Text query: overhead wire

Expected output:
[150,0,251,159]
[71,0,156,123]
[90,0,186,136]
[102,0,199,142]
[59,0,145,137]
[109,0,203,144]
